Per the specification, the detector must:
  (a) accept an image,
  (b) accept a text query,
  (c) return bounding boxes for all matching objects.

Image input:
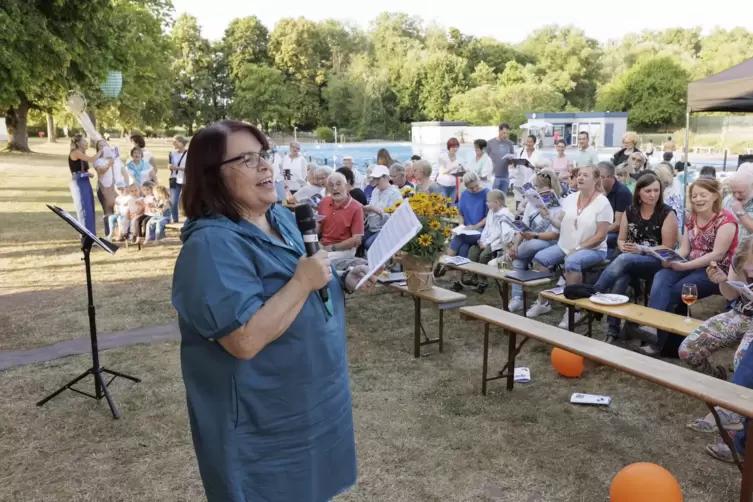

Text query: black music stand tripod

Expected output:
[36,205,141,419]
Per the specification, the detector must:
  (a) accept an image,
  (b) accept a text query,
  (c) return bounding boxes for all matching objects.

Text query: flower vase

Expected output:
[401,254,434,292]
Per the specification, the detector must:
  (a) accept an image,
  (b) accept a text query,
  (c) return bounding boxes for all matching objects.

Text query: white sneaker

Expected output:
[526,301,551,318]
[508,297,524,312]
[558,309,581,329]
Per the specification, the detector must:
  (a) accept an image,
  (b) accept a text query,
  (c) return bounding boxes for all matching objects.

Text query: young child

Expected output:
[474,189,516,292]
[135,182,157,241]
[125,184,145,244]
[146,185,173,244]
[107,182,130,240]
[616,164,634,192]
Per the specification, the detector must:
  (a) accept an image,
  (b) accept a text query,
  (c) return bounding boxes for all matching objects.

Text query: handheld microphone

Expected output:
[294,204,329,303]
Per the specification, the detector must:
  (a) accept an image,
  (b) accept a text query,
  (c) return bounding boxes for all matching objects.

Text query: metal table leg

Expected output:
[414,297,421,358]
[439,309,444,353]
[482,323,490,395]
[506,330,517,391]
[741,420,753,502]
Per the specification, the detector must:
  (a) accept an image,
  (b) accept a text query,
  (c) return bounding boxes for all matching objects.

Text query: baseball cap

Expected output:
[369,165,390,178]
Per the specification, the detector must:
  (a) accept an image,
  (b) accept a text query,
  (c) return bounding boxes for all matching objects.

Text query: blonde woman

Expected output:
[612,132,641,166]
[282,141,307,193]
[68,134,103,234]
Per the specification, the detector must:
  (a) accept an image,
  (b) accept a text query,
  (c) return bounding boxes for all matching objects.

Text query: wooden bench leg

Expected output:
[506,330,517,391]
[482,323,490,396]
[741,420,753,502]
[438,309,444,353]
[413,297,421,358]
[495,279,509,311]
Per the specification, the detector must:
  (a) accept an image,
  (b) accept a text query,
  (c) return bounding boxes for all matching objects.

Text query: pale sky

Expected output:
[172,0,752,43]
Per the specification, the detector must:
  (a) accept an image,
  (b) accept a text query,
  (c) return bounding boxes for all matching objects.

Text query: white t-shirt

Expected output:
[115,194,131,217]
[522,198,561,235]
[474,153,494,190]
[436,152,464,187]
[283,155,307,191]
[169,150,188,185]
[514,148,542,201]
[558,193,613,253]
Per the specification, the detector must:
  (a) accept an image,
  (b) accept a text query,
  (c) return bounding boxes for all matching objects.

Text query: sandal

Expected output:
[706,434,745,465]
[688,408,744,434]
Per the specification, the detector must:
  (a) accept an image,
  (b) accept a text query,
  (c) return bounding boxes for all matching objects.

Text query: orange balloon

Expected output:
[610,463,683,502]
[551,347,584,378]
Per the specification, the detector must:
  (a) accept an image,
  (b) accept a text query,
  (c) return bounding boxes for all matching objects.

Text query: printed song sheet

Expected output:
[356,200,422,290]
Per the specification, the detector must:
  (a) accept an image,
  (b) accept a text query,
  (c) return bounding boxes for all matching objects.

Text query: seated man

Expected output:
[317,172,365,263]
[292,165,332,206]
[341,156,364,189]
[598,161,631,257]
[389,163,415,190]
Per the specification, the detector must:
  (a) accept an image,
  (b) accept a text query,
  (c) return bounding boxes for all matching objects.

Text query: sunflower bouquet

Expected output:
[384,192,458,263]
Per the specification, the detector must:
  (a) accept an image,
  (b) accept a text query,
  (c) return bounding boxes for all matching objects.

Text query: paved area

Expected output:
[0,323,179,371]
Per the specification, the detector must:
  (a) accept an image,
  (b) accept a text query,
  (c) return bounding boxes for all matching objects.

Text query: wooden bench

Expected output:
[387,283,466,358]
[442,261,553,313]
[540,291,701,336]
[459,305,753,501]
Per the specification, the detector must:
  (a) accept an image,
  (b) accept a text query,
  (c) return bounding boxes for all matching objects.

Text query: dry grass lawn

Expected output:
[0,140,743,501]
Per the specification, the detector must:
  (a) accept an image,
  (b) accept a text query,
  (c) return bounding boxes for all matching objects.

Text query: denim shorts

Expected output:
[533,245,607,273]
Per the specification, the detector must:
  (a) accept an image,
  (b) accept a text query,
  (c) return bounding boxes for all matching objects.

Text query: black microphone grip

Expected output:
[295,204,329,303]
[302,235,329,303]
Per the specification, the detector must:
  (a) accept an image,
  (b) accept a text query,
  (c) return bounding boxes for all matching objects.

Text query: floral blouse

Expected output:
[686,210,738,272]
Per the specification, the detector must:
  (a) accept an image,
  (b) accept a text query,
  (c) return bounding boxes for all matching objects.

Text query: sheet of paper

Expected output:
[570,393,612,406]
[514,367,531,383]
[356,200,422,290]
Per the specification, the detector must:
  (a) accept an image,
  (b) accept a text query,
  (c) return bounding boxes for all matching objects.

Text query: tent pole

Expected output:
[682,109,691,235]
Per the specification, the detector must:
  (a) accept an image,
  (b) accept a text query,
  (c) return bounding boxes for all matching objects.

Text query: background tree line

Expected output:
[2,1,753,151]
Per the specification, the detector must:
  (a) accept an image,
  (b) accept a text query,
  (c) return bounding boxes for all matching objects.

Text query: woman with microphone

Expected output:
[172,120,378,502]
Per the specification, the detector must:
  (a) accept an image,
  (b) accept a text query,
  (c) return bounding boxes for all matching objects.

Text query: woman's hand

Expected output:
[663,261,686,271]
[620,242,639,254]
[520,232,535,240]
[707,261,727,284]
[346,265,380,292]
[539,207,550,220]
[293,251,332,292]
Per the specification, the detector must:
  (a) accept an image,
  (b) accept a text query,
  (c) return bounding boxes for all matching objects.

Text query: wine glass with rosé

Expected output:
[681,283,698,322]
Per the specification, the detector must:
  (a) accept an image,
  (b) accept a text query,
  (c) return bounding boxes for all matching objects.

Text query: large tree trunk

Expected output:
[5,100,31,152]
[46,112,57,143]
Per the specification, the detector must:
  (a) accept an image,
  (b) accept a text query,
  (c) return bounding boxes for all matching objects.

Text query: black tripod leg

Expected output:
[36,369,92,407]
[96,371,121,420]
[101,367,142,383]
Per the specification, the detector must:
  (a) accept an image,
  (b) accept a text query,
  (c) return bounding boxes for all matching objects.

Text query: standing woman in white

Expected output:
[168,135,189,223]
[473,139,494,190]
[283,141,307,195]
[514,134,543,209]
[437,137,464,204]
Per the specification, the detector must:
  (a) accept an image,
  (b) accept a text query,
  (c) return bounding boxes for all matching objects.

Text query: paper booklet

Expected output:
[452,225,481,236]
[514,367,531,383]
[513,182,535,195]
[378,272,407,284]
[502,215,532,233]
[441,255,471,266]
[635,245,687,263]
[727,281,753,303]
[49,205,118,254]
[570,393,612,406]
[357,200,422,290]
[525,189,561,210]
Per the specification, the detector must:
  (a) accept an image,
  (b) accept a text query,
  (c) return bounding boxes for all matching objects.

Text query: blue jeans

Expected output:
[440,184,456,204]
[533,245,607,273]
[363,229,379,250]
[450,234,481,258]
[69,173,96,235]
[733,343,753,455]
[649,268,720,349]
[594,253,662,336]
[170,184,182,223]
[146,216,171,241]
[512,239,556,298]
[493,177,509,194]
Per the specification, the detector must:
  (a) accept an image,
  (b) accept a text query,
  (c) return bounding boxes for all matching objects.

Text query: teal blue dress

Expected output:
[172,205,356,502]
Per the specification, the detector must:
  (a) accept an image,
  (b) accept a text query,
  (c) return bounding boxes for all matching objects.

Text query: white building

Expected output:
[0,120,7,142]
[523,112,629,148]
[411,121,498,147]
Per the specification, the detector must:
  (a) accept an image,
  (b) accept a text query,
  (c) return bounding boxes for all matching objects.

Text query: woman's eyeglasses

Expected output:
[537,172,551,181]
[219,150,272,170]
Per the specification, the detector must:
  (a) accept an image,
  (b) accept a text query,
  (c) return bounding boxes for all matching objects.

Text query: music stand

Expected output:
[36,205,141,419]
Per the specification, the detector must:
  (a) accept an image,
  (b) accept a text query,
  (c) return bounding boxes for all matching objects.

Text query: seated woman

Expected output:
[508,168,564,312]
[526,165,613,328]
[654,162,685,234]
[681,238,753,435]
[469,189,515,293]
[594,173,678,343]
[413,160,443,195]
[362,165,401,249]
[637,177,738,357]
[446,172,489,292]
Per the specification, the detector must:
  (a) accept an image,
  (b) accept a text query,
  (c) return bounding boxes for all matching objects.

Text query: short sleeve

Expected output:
[615,188,632,213]
[172,231,264,340]
[351,205,365,235]
[596,197,615,223]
